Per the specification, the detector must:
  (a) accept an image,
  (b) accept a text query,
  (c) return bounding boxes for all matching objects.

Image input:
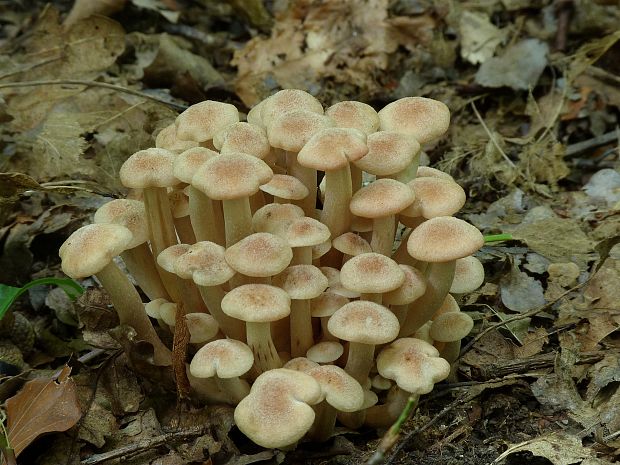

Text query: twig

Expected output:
[565,129,619,156]
[80,427,206,465]
[554,0,574,52]
[0,80,188,111]
[470,102,516,168]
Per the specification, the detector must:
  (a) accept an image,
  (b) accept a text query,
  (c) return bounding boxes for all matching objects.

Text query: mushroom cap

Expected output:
[260,89,324,126]
[192,152,273,200]
[214,122,270,159]
[284,357,321,373]
[306,341,344,364]
[252,203,305,237]
[234,368,322,448]
[186,313,220,343]
[433,294,461,320]
[93,199,148,248]
[60,224,133,278]
[407,217,484,262]
[430,312,474,342]
[417,166,454,181]
[402,177,466,219]
[159,302,177,326]
[175,100,240,142]
[173,147,219,183]
[325,100,379,135]
[340,253,405,294]
[267,110,334,152]
[225,232,293,277]
[353,131,420,176]
[157,244,191,273]
[371,374,393,391]
[328,300,400,345]
[297,127,368,171]
[319,267,360,299]
[155,123,199,153]
[378,97,450,144]
[221,284,291,322]
[174,241,235,286]
[312,240,332,261]
[349,178,415,219]
[144,298,169,319]
[247,98,267,127]
[383,265,427,306]
[119,148,179,189]
[377,338,450,394]
[285,217,331,248]
[190,339,254,378]
[450,256,485,294]
[272,265,328,300]
[309,365,364,412]
[332,232,372,257]
[260,174,309,200]
[311,292,350,318]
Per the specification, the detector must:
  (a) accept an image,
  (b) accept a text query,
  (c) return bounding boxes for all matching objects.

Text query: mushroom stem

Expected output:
[173,215,196,244]
[197,285,245,341]
[188,186,225,245]
[290,299,314,358]
[215,376,251,404]
[96,261,171,366]
[308,401,337,442]
[121,243,170,300]
[351,164,362,194]
[222,197,253,247]
[360,293,382,304]
[365,389,417,428]
[371,216,396,256]
[320,166,352,238]
[344,342,375,384]
[292,246,313,265]
[246,321,282,373]
[142,187,177,257]
[286,151,317,218]
[320,317,338,341]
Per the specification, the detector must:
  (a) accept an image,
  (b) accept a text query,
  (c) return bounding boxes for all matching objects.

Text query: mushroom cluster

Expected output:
[59,90,486,448]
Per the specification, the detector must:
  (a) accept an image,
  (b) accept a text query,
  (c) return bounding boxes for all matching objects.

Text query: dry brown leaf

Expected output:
[64,0,127,27]
[514,327,548,358]
[4,366,81,462]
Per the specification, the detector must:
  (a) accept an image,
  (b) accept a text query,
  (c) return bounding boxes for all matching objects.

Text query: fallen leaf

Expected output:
[583,169,620,207]
[4,366,81,462]
[459,11,506,65]
[513,327,548,358]
[500,263,546,313]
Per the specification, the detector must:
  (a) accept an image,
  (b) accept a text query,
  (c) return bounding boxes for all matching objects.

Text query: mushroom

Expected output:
[450,256,485,296]
[378,97,450,145]
[306,341,344,364]
[168,188,196,244]
[155,122,199,153]
[311,291,350,342]
[331,232,372,265]
[175,100,240,145]
[383,264,427,325]
[284,216,331,265]
[339,253,405,304]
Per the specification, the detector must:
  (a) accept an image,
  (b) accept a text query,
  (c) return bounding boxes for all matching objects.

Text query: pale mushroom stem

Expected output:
[320,167,352,238]
[96,261,171,366]
[371,215,396,256]
[222,197,253,247]
[360,293,382,304]
[197,285,246,341]
[392,152,421,184]
[173,216,196,244]
[320,317,338,342]
[286,151,317,218]
[291,246,313,265]
[391,229,415,265]
[439,340,462,383]
[400,261,456,337]
[215,376,251,404]
[290,299,314,358]
[344,342,375,384]
[351,165,363,194]
[246,321,282,373]
[308,401,337,442]
[121,244,169,300]
[188,186,225,245]
[365,389,417,428]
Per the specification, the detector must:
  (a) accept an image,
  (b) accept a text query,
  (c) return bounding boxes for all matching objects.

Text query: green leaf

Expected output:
[0,278,84,320]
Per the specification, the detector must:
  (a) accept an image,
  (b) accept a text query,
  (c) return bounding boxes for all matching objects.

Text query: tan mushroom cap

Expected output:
[234,368,322,448]
[284,357,320,373]
[377,338,450,394]
[417,166,454,181]
[156,244,191,273]
[328,300,400,345]
[297,127,368,171]
[247,98,267,127]
[319,267,360,299]
[311,292,349,318]
[155,123,199,153]
[272,265,328,300]
[332,233,372,257]
[309,365,364,412]
[450,256,485,294]
[175,100,240,142]
[340,253,405,294]
[192,152,273,200]
[222,284,290,322]
[371,374,392,391]
[353,131,420,176]
[119,148,179,188]
[312,240,332,260]
[430,312,474,342]
[325,100,380,135]
[378,97,450,144]
[383,265,427,306]
[214,122,270,159]
[402,177,466,219]
[267,110,334,152]
[306,341,344,364]
[173,241,235,286]
[159,302,177,326]
[260,89,324,126]
[144,298,169,319]
[349,178,415,219]
[407,217,484,263]
[225,232,293,277]
[252,203,305,237]
[60,224,133,278]
[433,294,460,320]
[173,147,219,183]
[285,217,331,247]
[186,313,220,343]
[93,199,149,248]
[190,339,254,378]
[260,174,309,200]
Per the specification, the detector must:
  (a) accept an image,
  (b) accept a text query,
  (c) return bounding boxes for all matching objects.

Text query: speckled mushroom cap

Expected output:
[267,110,334,152]
[340,253,405,294]
[234,368,323,448]
[155,123,199,153]
[173,147,219,183]
[156,244,191,273]
[402,177,466,219]
[284,357,321,373]
[433,294,460,319]
[186,313,220,343]
[306,341,344,364]
[119,148,179,188]
[353,131,420,176]
[272,265,328,300]
[159,302,177,326]
[247,98,267,127]
[221,284,291,323]
[252,203,305,237]
[349,178,415,219]
[311,292,350,318]
[332,232,372,257]
[144,298,169,319]
[309,365,364,412]
[173,241,235,286]
[407,217,484,263]
[60,224,133,278]
[450,256,485,294]
[319,267,359,299]
[325,100,379,135]
[327,300,400,345]
[377,338,450,394]
[93,199,149,248]
[175,100,240,142]
[285,217,331,248]
[260,174,309,201]
[191,152,273,200]
[213,122,270,159]
[225,232,293,277]
[430,312,474,342]
[378,97,450,144]
[383,265,427,306]
[260,89,324,126]
[190,339,254,378]
[297,127,368,171]
[417,166,454,181]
